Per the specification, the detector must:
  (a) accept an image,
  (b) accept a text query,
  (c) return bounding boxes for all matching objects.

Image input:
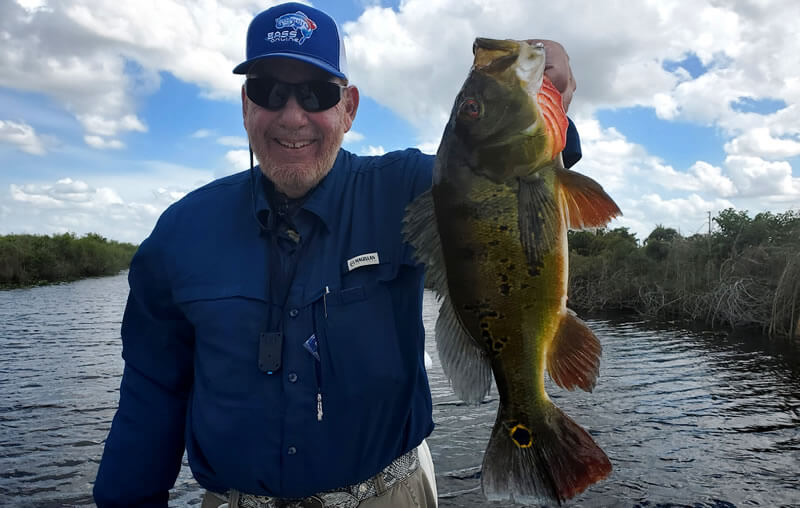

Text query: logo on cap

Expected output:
[267,11,317,45]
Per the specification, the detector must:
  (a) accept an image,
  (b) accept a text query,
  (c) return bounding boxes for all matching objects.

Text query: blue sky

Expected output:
[1,0,798,243]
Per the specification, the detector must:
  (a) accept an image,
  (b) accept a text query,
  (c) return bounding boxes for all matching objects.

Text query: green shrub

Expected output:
[0,233,138,288]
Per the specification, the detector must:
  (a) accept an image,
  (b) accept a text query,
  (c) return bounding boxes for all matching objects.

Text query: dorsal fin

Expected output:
[402,188,447,294]
[556,166,621,229]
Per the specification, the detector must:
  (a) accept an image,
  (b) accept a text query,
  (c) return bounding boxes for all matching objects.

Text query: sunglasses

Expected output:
[245,77,344,112]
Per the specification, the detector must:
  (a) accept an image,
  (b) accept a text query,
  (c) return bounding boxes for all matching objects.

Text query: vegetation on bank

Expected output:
[3,210,798,340]
[568,208,800,341]
[0,233,138,288]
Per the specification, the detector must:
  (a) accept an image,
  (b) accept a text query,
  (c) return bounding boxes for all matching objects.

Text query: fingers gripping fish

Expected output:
[404,38,620,505]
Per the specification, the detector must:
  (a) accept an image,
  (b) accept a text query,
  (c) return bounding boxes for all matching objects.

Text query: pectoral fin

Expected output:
[403,188,447,294]
[436,295,492,404]
[517,173,559,276]
[547,309,602,392]
[556,167,621,229]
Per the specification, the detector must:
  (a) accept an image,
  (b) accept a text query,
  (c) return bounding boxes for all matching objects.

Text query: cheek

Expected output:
[245,107,271,133]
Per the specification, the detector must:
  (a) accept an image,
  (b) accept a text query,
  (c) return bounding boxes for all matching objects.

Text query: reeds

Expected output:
[568,208,800,343]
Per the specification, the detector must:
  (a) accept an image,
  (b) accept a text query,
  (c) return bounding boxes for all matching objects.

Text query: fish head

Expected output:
[451,38,568,182]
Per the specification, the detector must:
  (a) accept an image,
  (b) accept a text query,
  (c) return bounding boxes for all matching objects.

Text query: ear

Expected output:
[341,85,360,132]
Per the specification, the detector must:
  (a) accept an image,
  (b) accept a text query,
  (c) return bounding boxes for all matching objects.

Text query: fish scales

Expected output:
[405,38,620,505]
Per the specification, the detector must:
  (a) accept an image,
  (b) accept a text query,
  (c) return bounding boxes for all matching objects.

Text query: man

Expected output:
[93,3,580,507]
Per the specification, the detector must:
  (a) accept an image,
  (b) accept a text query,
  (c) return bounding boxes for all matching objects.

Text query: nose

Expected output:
[276,94,309,128]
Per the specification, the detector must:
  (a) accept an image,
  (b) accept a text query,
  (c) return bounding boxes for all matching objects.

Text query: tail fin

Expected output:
[481,401,611,505]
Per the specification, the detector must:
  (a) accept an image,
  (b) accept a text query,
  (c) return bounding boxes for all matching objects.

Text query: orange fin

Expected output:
[482,401,612,504]
[556,167,621,229]
[547,309,602,392]
[537,76,569,160]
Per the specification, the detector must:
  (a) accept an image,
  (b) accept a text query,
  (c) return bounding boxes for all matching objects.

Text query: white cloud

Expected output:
[571,118,643,194]
[191,129,215,138]
[725,155,799,199]
[415,140,438,155]
[725,127,800,160]
[217,135,248,147]
[1,0,799,245]
[3,163,215,243]
[0,0,265,149]
[361,145,386,156]
[10,178,123,209]
[154,186,188,204]
[691,161,738,197]
[84,135,125,150]
[224,149,251,173]
[78,113,147,138]
[0,119,45,155]
[343,130,365,144]
[634,193,736,237]
[653,93,679,120]
[341,0,799,161]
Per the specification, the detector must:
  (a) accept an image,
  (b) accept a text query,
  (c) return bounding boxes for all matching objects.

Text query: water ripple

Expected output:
[0,277,798,506]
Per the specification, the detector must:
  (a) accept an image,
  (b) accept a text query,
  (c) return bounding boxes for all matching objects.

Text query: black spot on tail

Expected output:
[511,425,533,448]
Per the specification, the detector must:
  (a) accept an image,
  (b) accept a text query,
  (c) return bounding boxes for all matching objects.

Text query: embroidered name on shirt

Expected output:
[347,252,379,271]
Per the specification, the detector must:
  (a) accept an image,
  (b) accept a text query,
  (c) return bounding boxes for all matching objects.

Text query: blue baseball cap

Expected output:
[233,2,348,80]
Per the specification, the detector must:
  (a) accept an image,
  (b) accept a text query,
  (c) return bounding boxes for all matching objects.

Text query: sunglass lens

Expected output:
[296,83,321,111]
[246,78,280,110]
[246,78,342,112]
[267,82,291,110]
[311,82,343,110]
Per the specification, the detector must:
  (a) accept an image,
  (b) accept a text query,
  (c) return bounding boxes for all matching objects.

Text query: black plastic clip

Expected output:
[258,332,283,374]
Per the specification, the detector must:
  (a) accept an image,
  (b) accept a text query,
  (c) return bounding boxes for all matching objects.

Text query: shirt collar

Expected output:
[254,149,348,233]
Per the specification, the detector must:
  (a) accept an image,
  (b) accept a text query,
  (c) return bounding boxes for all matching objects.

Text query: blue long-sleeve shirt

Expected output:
[94,121,581,507]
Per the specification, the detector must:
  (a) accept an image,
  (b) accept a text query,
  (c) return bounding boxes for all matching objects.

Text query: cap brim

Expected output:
[232,53,346,80]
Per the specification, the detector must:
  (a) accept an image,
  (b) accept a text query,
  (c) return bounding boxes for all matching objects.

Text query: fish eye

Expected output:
[460,98,482,119]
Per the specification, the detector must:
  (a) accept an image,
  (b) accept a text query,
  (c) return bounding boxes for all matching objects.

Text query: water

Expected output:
[1,274,798,507]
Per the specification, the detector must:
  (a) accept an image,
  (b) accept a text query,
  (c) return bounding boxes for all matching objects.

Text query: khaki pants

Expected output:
[202,443,438,508]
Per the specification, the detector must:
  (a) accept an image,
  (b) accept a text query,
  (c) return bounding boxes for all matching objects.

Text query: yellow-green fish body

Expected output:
[405,38,620,505]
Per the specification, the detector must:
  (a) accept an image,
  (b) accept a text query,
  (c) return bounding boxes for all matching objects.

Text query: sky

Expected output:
[1,0,798,244]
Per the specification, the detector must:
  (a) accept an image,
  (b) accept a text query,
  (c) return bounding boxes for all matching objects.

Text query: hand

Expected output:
[526,39,576,112]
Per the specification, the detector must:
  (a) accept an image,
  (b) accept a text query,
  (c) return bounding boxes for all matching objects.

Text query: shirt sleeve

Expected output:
[563,117,582,168]
[93,209,195,507]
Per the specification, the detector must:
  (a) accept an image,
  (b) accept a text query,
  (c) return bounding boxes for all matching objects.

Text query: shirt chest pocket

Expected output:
[174,284,271,401]
[316,261,410,402]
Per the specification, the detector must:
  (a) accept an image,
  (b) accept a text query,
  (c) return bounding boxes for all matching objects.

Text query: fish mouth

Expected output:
[473,37,519,53]
[472,38,521,73]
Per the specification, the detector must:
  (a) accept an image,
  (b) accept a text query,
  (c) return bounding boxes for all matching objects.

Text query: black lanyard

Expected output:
[258,210,305,375]
[266,211,304,333]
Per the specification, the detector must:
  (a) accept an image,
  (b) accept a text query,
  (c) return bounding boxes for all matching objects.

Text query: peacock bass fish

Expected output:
[404,38,620,505]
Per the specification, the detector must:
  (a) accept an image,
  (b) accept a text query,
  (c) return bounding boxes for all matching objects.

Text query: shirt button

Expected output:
[288,308,299,318]
[288,372,298,383]
[287,446,297,455]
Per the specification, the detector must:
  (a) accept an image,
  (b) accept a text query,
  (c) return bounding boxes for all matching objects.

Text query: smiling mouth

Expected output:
[276,139,315,149]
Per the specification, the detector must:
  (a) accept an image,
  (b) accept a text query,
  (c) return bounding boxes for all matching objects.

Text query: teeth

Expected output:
[277,139,313,149]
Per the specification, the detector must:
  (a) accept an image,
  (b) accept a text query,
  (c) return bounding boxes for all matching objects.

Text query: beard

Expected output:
[249,125,345,199]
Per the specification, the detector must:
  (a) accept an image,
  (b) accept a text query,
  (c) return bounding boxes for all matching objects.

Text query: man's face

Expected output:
[242,58,359,198]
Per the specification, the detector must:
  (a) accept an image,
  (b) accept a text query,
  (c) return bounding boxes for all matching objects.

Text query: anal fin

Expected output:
[436,295,492,404]
[547,309,602,392]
